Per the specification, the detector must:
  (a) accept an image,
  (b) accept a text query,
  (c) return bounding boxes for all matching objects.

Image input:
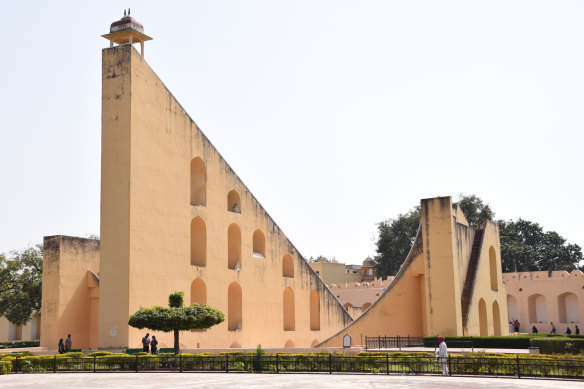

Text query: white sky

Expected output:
[1,1,583,263]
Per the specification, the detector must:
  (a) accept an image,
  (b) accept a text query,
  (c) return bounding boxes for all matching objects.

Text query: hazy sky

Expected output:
[1,1,583,263]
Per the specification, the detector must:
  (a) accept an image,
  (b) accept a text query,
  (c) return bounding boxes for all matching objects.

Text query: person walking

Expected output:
[437,336,448,376]
[142,333,151,352]
[575,325,580,335]
[65,334,72,352]
[150,336,158,355]
[550,322,556,334]
[508,321,514,333]
[58,338,65,354]
[566,327,572,335]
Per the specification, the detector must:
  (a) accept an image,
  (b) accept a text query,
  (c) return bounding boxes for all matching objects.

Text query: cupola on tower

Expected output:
[102,9,152,58]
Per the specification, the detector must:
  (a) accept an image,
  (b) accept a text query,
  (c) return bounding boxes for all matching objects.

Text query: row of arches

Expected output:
[477,298,502,336]
[190,279,242,331]
[507,292,580,323]
[282,288,321,331]
[191,158,242,213]
[191,280,321,332]
[191,218,294,276]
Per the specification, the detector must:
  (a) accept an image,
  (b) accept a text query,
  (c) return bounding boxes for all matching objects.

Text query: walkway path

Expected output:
[0,373,580,389]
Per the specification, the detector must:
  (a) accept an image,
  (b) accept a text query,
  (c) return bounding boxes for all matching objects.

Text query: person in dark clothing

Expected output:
[576,325,580,335]
[532,325,538,334]
[150,336,158,355]
[566,327,572,335]
[65,334,72,352]
[58,338,65,354]
[142,333,150,352]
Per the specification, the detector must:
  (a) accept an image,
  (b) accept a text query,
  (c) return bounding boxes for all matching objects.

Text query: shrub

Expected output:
[0,361,11,375]
[530,337,584,355]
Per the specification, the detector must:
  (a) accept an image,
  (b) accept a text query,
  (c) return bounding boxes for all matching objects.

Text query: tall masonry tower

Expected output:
[98,12,351,349]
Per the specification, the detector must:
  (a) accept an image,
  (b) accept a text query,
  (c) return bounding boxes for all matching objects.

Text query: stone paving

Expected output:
[0,373,582,389]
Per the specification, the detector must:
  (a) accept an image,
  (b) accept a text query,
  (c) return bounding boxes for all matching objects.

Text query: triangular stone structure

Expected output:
[98,45,352,349]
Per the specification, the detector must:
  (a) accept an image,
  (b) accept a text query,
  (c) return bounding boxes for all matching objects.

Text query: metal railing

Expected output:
[7,354,584,379]
[365,336,473,351]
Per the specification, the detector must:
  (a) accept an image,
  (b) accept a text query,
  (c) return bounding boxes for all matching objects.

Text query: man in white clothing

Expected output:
[437,336,448,376]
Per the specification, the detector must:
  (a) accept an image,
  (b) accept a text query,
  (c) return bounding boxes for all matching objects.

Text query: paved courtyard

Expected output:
[0,373,582,389]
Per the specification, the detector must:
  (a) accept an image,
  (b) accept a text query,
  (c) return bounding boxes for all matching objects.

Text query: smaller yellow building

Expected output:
[504,270,583,334]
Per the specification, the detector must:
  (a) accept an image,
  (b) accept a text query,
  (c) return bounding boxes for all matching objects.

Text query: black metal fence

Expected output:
[8,354,584,379]
[365,336,473,351]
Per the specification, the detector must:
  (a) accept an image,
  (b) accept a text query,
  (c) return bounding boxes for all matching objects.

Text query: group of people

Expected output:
[57,334,72,354]
[141,333,159,354]
[509,318,520,333]
[531,322,579,335]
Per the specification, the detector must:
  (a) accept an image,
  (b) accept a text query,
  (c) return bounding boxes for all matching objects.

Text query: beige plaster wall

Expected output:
[98,45,351,350]
[310,262,360,284]
[40,236,100,350]
[504,270,583,334]
[0,314,40,342]
[463,221,508,336]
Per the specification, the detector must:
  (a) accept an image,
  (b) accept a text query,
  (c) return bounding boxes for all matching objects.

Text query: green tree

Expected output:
[499,219,582,272]
[128,291,224,354]
[372,206,421,278]
[456,193,495,225]
[0,245,43,325]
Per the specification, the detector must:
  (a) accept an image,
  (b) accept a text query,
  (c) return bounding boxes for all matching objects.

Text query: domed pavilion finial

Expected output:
[101,10,152,58]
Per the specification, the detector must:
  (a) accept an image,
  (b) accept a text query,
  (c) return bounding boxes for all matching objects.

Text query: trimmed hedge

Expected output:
[0,340,40,348]
[423,335,584,350]
[530,337,584,355]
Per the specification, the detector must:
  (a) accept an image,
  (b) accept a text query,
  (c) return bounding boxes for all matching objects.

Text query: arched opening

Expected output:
[190,157,206,206]
[528,293,547,323]
[228,282,242,331]
[311,339,319,347]
[252,229,265,258]
[310,290,320,330]
[362,302,372,311]
[478,298,488,336]
[492,300,501,336]
[190,217,206,266]
[228,224,241,270]
[284,339,295,348]
[283,287,295,331]
[489,246,498,291]
[558,292,579,323]
[282,254,294,277]
[507,295,519,322]
[14,325,22,341]
[190,278,207,305]
[230,342,241,348]
[227,190,241,213]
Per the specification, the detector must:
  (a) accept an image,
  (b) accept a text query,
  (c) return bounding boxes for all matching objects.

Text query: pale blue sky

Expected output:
[1,1,583,263]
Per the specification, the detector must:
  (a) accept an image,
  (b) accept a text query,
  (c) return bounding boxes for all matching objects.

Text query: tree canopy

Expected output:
[371,206,421,278]
[0,245,43,325]
[128,291,224,354]
[499,219,582,273]
[372,194,582,279]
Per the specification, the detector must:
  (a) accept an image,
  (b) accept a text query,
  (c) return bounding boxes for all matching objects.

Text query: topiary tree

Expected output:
[128,291,224,354]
